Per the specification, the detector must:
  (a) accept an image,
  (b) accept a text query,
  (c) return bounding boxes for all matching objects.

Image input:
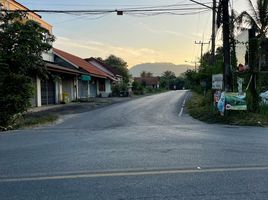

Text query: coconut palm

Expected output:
[236,0,268,39]
[236,0,268,112]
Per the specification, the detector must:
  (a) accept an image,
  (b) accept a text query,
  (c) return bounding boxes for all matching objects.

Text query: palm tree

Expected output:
[236,0,268,39]
[236,0,268,112]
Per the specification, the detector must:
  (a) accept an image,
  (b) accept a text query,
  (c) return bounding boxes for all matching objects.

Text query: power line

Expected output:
[189,0,213,9]
[195,41,210,63]
[2,7,209,14]
[125,10,210,17]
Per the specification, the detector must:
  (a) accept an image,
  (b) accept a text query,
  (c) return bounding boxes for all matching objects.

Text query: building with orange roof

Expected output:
[1,0,114,105]
[53,48,113,98]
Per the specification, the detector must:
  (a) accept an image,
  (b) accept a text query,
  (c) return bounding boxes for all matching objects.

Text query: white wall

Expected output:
[42,51,54,62]
[36,77,41,107]
[105,79,112,93]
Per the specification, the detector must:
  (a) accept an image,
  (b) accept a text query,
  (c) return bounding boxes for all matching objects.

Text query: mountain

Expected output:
[129,62,195,77]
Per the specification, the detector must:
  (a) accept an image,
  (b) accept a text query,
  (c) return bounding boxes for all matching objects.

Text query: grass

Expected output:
[14,112,59,129]
[187,92,268,127]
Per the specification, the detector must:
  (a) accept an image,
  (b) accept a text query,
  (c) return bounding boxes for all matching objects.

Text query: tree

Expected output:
[103,55,130,84]
[217,0,232,91]
[236,0,268,39]
[0,11,54,126]
[160,71,176,89]
[236,0,268,112]
[140,71,153,78]
[183,47,224,92]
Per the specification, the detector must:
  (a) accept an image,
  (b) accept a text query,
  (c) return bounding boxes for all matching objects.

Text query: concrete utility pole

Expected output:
[195,41,210,63]
[222,0,232,91]
[211,0,217,65]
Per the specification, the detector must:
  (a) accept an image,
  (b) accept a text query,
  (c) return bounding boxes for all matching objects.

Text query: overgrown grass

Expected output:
[187,92,268,127]
[14,113,58,129]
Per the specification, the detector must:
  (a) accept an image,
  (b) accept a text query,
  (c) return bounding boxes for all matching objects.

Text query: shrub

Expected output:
[0,74,33,126]
[112,83,129,96]
[132,81,144,95]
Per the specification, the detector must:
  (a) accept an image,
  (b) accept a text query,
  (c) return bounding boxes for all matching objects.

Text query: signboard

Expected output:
[212,74,223,90]
[80,75,91,81]
[225,92,247,111]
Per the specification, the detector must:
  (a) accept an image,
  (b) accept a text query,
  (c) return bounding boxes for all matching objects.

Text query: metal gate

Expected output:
[41,79,56,105]
[78,80,88,98]
[90,83,97,97]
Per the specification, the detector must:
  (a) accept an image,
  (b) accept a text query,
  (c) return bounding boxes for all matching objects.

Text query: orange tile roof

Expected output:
[53,48,108,78]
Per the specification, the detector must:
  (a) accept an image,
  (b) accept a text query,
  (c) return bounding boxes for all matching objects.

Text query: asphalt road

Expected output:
[1,90,268,200]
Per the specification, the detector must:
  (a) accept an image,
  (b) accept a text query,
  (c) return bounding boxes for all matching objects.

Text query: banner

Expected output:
[225,93,247,111]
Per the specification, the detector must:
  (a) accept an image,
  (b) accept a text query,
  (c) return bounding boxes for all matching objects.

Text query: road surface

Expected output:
[1,90,268,199]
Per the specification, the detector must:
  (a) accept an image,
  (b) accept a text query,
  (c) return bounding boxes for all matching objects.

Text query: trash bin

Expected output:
[62,92,70,103]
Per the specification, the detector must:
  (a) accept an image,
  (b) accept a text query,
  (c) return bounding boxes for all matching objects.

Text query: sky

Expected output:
[18,0,248,68]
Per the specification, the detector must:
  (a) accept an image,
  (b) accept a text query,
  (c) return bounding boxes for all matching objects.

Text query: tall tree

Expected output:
[103,55,130,83]
[140,71,147,78]
[160,71,176,89]
[236,0,268,39]
[140,71,153,78]
[236,0,268,112]
[218,0,232,91]
[0,11,54,126]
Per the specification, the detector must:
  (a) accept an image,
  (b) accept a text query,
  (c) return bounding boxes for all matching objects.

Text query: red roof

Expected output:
[134,77,160,86]
[53,48,108,78]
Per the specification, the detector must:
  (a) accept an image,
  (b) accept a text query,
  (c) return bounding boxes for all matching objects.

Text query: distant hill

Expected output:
[129,62,194,77]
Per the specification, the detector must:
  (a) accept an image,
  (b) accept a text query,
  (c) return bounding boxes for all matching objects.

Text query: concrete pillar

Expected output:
[75,76,79,99]
[105,79,111,93]
[96,79,100,96]
[55,79,62,104]
[36,76,42,107]
[87,81,90,98]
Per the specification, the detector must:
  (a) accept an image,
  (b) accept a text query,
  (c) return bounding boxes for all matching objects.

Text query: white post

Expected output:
[75,76,79,100]
[87,81,91,98]
[96,79,100,96]
[55,80,59,104]
[36,76,42,107]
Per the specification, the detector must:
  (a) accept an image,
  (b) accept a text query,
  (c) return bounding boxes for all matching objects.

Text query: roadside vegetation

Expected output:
[187,92,268,126]
[13,113,58,130]
[184,0,268,126]
[132,70,184,95]
[0,11,54,130]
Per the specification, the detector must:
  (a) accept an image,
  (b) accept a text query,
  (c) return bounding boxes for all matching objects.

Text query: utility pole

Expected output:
[195,41,210,63]
[222,0,232,91]
[211,0,217,65]
[185,60,198,71]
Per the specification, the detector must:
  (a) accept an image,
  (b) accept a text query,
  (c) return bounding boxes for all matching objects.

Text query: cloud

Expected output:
[138,22,204,40]
[54,36,167,67]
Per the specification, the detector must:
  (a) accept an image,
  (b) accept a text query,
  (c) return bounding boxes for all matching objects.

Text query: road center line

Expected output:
[179,92,188,117]
[1,166,268,183]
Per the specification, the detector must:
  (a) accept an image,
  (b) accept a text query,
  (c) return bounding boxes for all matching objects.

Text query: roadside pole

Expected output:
[211,0,216,65]
[222,0,232,91]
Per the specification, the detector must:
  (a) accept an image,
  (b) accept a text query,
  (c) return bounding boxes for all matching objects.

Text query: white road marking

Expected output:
[178,93,188,117]
[1,166,268,183]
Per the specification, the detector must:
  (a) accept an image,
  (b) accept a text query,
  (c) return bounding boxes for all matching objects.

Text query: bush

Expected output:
[132,81,144,95]
[112,83,129,96]
[0,74,33,127]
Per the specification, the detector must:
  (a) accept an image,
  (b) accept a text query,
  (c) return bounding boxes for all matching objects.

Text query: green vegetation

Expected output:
[15,113,58,129]
[184,1,268,125]
[132,81,145,95]
[101,55,131,84]
[0,12,54,128]
[97,55,131,96]
[187,92,268,126]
